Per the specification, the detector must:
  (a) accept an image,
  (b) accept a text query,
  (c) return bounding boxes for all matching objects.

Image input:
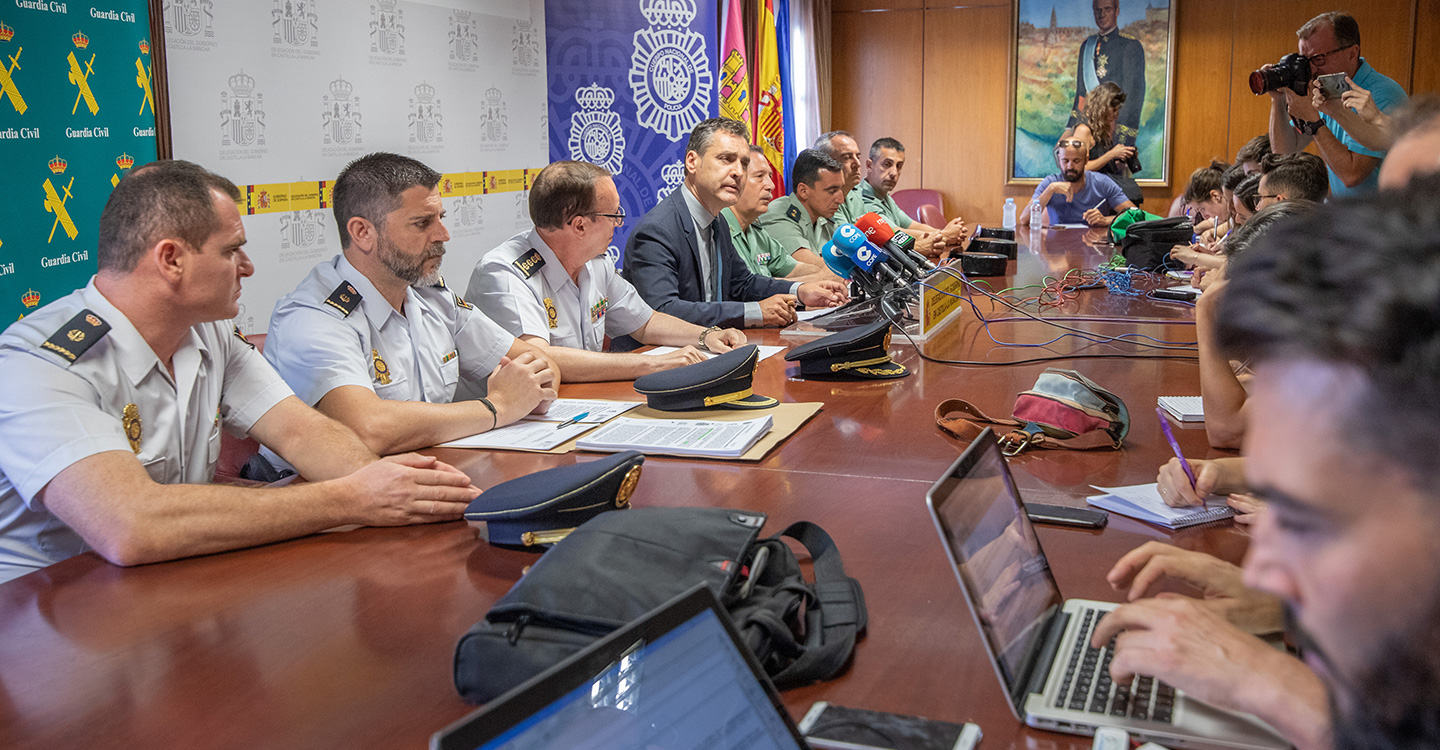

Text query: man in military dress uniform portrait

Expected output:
[1066,0,1146,153]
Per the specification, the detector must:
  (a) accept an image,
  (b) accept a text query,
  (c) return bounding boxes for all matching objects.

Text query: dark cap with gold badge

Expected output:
[784,320,909,379]
[633,344,778,410]
[464,451,645,549]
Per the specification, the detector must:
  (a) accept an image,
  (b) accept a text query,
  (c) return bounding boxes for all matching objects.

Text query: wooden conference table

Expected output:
[0,228,1254,750]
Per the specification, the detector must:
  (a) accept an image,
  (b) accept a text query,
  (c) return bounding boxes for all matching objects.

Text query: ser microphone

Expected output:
[855,212,933,276]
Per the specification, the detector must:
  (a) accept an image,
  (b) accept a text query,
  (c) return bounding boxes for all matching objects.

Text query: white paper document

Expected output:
[1157,396,1204,422]
[522,399,642,424]
[641,345,786,362]
[576,416,774,458]
[796,308,833,322]
[439,419,597,451]
[1087,483,1234,529]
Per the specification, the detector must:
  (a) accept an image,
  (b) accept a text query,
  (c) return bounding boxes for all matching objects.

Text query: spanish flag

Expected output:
[718,0,751,131]
[754,0,786,196]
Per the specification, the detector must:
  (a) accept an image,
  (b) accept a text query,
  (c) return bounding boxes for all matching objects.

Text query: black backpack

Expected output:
[453,507,866,703]
[1120,216,1194,270]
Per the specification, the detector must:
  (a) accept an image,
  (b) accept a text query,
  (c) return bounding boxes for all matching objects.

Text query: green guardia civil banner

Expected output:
[0,1,158,323]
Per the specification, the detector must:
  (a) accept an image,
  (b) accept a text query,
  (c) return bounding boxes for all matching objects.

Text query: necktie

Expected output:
[709,217,724,300]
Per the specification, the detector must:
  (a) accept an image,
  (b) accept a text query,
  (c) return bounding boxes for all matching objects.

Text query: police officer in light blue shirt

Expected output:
[0,160,478,583]
[470,161,746,382]
[1267,11,1409,198]
[265,153,559,456]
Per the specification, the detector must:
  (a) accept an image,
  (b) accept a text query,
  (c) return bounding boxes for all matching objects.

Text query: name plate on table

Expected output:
[919,268,967,340]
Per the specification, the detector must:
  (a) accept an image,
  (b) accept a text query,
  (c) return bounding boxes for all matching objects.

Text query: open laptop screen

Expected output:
[929,436,1064,689]
[467,606,803,750]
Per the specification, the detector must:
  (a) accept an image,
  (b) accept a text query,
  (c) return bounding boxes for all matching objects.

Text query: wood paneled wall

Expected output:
[832,0,1440,225]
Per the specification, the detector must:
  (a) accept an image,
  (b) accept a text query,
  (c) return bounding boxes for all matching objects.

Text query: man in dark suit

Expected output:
[624,118,847,329]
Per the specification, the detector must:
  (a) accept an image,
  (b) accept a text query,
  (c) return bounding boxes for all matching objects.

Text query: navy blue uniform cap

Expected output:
[464,451,645,548]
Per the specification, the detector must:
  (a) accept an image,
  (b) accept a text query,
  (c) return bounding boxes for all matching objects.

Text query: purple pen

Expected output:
[1156,406,1198,489]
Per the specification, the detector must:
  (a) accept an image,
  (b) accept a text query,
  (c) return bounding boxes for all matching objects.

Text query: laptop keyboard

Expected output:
[1052,609,1176,724]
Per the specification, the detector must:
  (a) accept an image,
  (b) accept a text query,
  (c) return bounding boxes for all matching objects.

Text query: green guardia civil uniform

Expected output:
[859,180,915,229]
[722,208,796,278]
[832,184,870,226]
[757,193,834,259]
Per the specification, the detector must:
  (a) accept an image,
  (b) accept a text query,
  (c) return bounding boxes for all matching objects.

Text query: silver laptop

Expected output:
[925,429,1288,750]
[431,585,808,750]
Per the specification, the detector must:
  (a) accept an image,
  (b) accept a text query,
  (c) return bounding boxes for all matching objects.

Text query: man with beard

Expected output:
[1093,174,1440,750]
[1019,141,1135,227]
[265,152,558,456]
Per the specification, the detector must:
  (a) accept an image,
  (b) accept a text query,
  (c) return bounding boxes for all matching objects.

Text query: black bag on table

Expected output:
[453,506,866,703]
[1119,216,1194,270]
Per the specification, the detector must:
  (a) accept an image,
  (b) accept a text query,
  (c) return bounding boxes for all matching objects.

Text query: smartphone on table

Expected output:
[798,702,982,750]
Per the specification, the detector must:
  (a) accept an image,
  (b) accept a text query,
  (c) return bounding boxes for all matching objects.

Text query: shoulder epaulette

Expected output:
[455,295,474,310]
[430,275,448,290]
[233,325,256,349]
[324,281,361,317]
[785,204,802,222]
[513,248,546,279]
[41,309,109,364]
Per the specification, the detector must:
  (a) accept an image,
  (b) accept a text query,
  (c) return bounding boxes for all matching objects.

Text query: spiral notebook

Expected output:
[1086,483,1235,529]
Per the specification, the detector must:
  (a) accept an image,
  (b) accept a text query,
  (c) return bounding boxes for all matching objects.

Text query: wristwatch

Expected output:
[1293,116,1325,136]
[698,325,722,353]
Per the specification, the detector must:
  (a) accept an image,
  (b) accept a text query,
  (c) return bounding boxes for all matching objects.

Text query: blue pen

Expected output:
[555,411,590,429]
[1156,406,1198,488]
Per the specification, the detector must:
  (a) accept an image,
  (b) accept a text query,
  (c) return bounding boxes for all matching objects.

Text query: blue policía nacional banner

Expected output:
[546,0,717,267]
[0,1,159,322]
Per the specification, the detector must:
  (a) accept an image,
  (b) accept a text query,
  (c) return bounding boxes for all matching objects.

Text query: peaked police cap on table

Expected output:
[784,320,909,379]
[633,344,777,410]
[464,451,645,548]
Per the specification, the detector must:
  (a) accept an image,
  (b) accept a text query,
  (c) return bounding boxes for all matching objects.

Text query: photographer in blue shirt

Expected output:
[1267,12,1408,197]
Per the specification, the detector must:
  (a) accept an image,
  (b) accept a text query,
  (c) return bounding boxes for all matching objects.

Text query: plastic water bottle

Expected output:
[1002,198,1016,229]
[1030,200,1042,226]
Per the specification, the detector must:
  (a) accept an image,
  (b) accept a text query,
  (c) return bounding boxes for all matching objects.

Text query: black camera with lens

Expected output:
[1249,53,1311,96]
[1126,152,1142,175]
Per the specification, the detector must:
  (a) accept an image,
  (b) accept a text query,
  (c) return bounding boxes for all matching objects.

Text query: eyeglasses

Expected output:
[1056,139,1087,149]
[586,208,627,226]
[1303,43,1355,68]
[1255,193,1283,201]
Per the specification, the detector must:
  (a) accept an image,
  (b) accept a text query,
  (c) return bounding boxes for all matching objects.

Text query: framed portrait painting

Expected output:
[1007,0,1176,188]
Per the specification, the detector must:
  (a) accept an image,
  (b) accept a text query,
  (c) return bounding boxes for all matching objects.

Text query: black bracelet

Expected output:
[478,397,498,431]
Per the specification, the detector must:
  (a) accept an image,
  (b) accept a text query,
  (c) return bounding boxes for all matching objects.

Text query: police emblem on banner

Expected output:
[512,18,540,68]
[369,0,405,55]
[322,75,361,145]
[449,10,477,62]
[567,84,625,175]
[408,82,441,144]
[220,71,266,147]
[655,161,684,201]
[629,0,712,141]
[605,245,622,268]
[278,210,324,250]
[480,86,507,143]
[272,0,318,48]
[164,0,214,39]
